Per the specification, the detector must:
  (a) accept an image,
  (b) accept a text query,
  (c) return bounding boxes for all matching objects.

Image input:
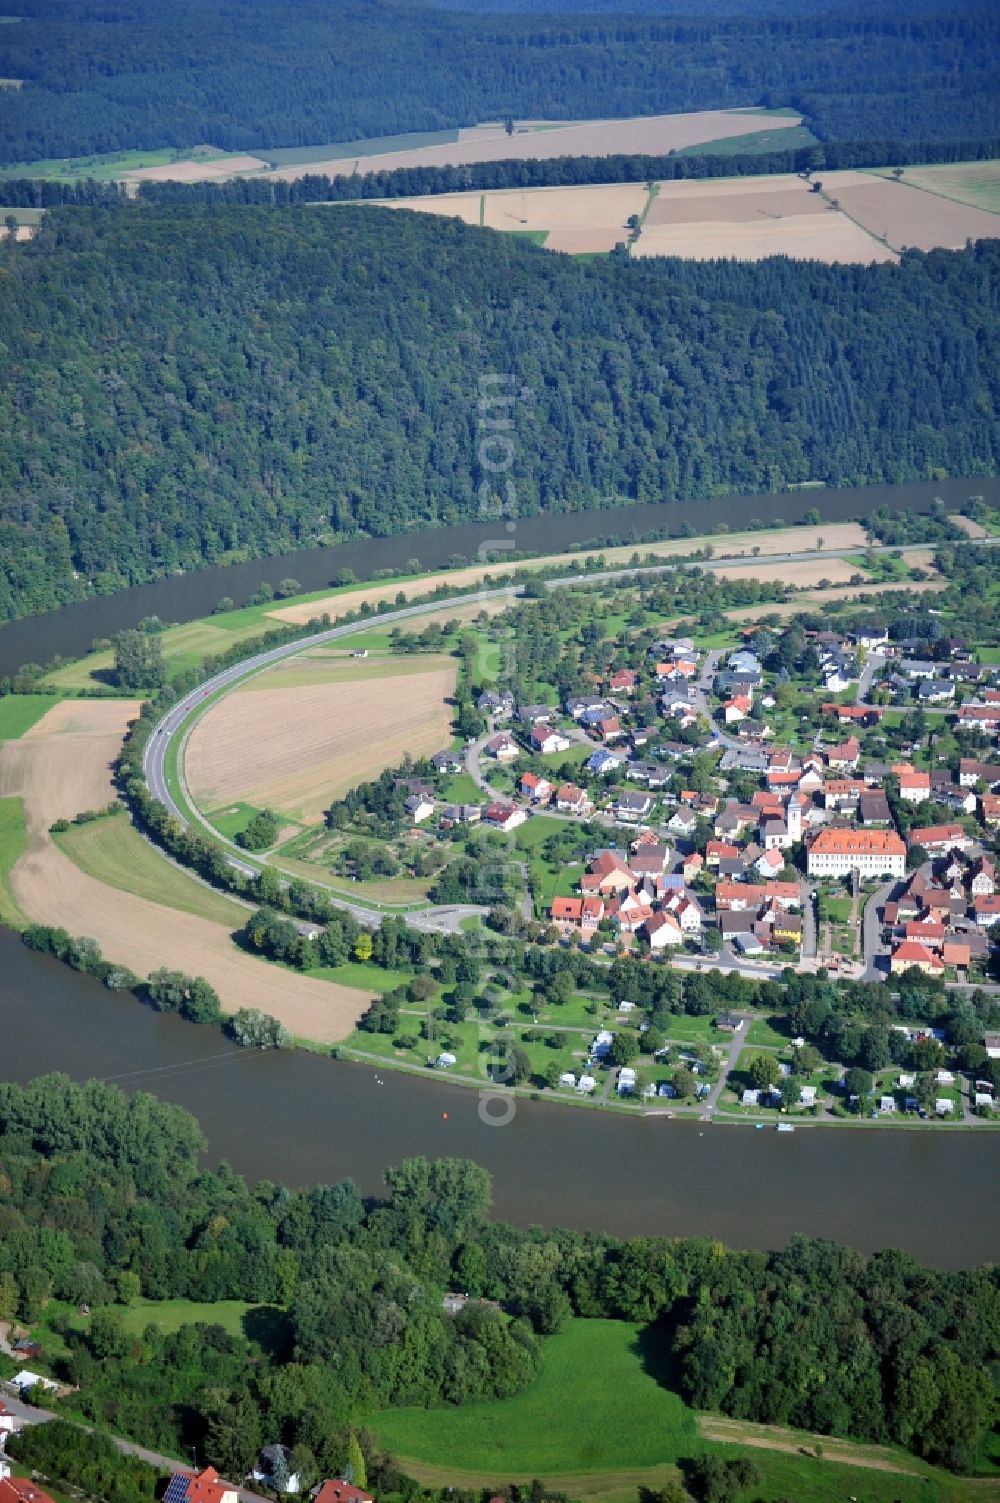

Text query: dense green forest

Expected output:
[0,0,997,165]
[0,206,997,624]
[0,1075,996,1476]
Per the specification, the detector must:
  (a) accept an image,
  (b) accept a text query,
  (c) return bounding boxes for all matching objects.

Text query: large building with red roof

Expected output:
[806,828,905,878]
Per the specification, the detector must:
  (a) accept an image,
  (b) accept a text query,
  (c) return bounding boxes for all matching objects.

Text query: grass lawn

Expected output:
[0,795,27,928]
[114,1297,261,1339]
[370,1319,697,1474]
[309,960,416,993]
[439,770,481,803]
[745,1014,792,1047]
[208,800,269,842]
[818,893,852,923]
[514,813,568,850]
[55,810,248,928]
[0,693,60,739]
[658,1013,731,1047]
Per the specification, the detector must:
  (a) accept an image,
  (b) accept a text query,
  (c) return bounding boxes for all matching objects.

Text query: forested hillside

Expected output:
[0,0,996,165]
[0,207,997,624]
[0,1076,996,1474]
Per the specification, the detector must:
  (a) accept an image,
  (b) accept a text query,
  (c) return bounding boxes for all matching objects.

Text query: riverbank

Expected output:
[2,931,998,1266]
[2,473,997,680]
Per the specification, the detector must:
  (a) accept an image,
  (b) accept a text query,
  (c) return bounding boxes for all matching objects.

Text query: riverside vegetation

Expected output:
[0,207,998,622]
[0,1074,995,1488]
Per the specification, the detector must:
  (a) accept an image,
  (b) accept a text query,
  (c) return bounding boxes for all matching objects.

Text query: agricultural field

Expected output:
[185,652,458,823]
[55,809,248,928]
[869,160,1000,214]
[821,168,1000,252]
[630,168,999,262]
[0,693,62,740]
[382,181,649,254]
[266,109,806,184]
[0,697,373,1041]
[633,173,896,263]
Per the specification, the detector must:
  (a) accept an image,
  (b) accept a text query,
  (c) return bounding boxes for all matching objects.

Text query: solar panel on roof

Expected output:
[164,1477,191,1503]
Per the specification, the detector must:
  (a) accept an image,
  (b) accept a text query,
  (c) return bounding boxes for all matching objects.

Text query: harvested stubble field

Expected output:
[122,153,270,183]
[383,181,649,253]
[0,699,373,1042]
[950,514,989,539]
[186,654,458,822]
[711,556,861,587]
[267,110,804,183]
[634,174,896,263]
[819,169,1000,253]
[267,522,870,627]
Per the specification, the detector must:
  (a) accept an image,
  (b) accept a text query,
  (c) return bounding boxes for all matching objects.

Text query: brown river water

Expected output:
[2,480,999,1266]
[2,935,997,1267]
[1,475,998,680]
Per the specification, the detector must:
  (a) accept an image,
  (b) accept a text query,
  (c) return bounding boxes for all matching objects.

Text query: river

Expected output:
[1,474,997,681]
[1,933,997,1267]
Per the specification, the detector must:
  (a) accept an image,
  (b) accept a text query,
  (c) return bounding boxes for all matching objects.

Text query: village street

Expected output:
[0,1388,272,1503]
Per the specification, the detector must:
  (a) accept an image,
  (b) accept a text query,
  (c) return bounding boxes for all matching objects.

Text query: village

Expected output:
[315,567,1000,1126]
[396,615,1000,989]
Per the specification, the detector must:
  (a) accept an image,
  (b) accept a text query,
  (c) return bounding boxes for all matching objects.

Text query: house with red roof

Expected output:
[908,823,973,853]
[164,1468,238,1503]
[826,734,861,771]
[483,802,526,832]
[891,941,944,976]
[898,769,931,804]
[645,910,683,948]
[530,725,570,755]
[314,1484,375,1503]
[555,782,589,814]
[519,771,552,803]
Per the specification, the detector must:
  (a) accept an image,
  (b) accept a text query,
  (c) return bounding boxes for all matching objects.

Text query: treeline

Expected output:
[0,179,127,208]
[1,0,997,164]
[0,1075,996,1475]
[20,918,295,1048]
[136,136,1000,207]
[2,206,999,624]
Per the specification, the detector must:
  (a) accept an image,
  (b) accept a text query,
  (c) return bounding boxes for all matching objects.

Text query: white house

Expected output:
[485,732,519,761]
[436,1052,457,1069]
[531,726,571,755]
[577,1075,597,1094]
[252,1446,301,1495]
[404,793,435,824]
[645,910,683,948]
